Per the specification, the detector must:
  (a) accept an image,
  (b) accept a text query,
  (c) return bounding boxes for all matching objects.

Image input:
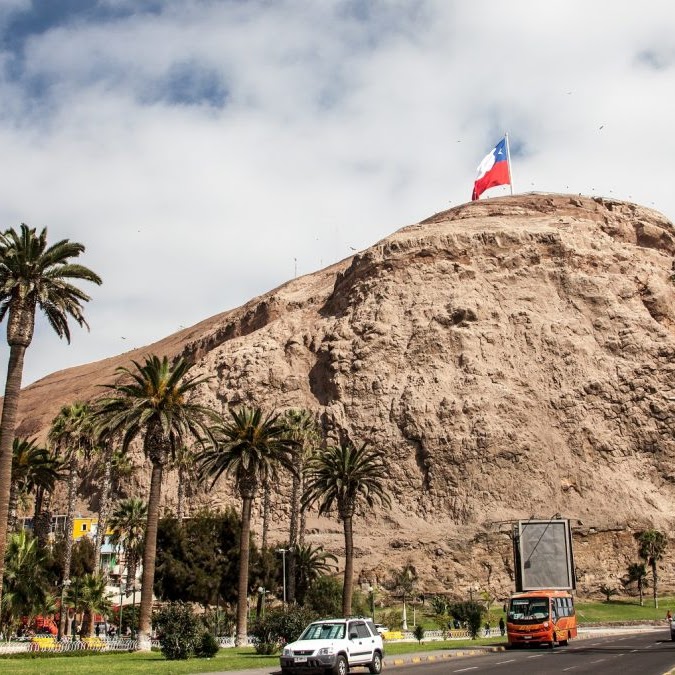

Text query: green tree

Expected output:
[108,497,147,595]
[33,449,65,551]
[638,529,668,608]
[154,509,244,607]
[1,530,52,633]
[413,623,425,644]
[0,223,101,604]
[48,401,94,638]
[625,562,649,606]
[197,406,298,645]
[171,444,199,522]
[305,576,342,616]
[449,601,484,639]
[95,355,218,650]
[293,543,337,606]
[302,441,390,616]
[153,601,201,660]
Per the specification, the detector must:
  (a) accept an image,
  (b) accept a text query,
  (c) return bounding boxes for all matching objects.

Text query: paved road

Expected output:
[202,629,674,675]
[390,629,675,675]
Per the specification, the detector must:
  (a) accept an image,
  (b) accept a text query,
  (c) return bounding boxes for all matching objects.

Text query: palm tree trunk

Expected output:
[261,478,270,549]
[342,515,354,617]
[94,447,113,576]
[639,580,644,607]
[126,552,139,596]
[236,494,253,646]
[0,342,28,604]
[176,466,185,521]
[652,561,658,608]
[59,455,79,639]
[288,470,300,603]
[34,487,51,551]
[7,481,19,535]
[137,461,163,651]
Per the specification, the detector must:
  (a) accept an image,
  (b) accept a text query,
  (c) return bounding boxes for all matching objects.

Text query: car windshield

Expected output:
[508,598,550,623]
[299,623,345,640]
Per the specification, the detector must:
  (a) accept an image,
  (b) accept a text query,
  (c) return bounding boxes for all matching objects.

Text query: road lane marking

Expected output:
[453,668,478,673]
[495,660,515,665]
[589,659,606,664]
[562,667,577,672]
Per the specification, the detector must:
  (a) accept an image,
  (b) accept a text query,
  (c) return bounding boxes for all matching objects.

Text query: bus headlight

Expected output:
[543,621,549,628]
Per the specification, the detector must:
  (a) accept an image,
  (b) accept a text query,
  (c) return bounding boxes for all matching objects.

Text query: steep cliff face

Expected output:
[15,193,675,597]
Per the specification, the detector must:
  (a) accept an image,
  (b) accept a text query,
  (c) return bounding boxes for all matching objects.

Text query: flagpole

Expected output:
[504,132,514,195]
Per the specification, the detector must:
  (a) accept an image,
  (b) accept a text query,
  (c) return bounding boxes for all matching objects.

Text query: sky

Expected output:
[0,0,673,386]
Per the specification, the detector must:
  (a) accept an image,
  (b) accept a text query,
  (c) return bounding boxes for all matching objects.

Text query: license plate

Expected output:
[523,636,531,640]
[294,657,308,663]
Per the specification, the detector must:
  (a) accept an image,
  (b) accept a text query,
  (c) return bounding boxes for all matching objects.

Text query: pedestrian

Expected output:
[95,624,100,637]
[666,609,672,622]
[484,620,490,637]
[499,617,505,636]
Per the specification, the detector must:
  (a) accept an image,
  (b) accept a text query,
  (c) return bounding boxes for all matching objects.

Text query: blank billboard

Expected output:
[513,519,575,591]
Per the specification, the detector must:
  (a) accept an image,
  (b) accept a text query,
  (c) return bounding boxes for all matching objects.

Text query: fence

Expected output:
[0,627,503,656]
[0,636,137,655]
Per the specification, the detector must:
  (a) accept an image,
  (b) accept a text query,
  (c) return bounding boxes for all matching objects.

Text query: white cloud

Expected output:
[0,0,673,385]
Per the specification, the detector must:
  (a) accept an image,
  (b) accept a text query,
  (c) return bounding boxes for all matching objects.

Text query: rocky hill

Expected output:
[14,193,675,600]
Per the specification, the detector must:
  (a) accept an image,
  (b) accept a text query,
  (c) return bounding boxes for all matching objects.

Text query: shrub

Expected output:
[153,601,201,660]
[449,601,484,639]
[195,630,220,658]
[250,606,318,654]
[413,624,425,643]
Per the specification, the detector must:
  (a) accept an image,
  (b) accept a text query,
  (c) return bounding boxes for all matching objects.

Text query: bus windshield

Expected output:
[508,597,550,624]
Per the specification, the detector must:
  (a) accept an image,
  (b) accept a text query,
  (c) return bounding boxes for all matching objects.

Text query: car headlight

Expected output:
[318,646,335,655]
[282,647,292,656]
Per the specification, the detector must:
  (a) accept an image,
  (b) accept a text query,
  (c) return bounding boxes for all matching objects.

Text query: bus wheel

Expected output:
[559,632,569,646]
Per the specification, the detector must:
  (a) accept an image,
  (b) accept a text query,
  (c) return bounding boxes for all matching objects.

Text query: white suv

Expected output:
[280,617,384,675]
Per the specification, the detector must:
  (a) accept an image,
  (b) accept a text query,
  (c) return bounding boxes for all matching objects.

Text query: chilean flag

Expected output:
[471,137,511,201]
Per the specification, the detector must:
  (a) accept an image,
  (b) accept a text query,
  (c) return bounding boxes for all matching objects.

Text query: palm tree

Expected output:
[0,223,101,602]
[302,441,390,616]
[70,573,112,637]
[2,530,52,633]
[625,563,649,606]
[197,406,299,645]
[391,562,418,630]
[95,354,218,650]
[638,529,668,608]
[293,542,337,606]
[33,449,65,551]
[108,497,147,595]
[8,437,62,533]
[48,401,94,639]
[283,409,322,603]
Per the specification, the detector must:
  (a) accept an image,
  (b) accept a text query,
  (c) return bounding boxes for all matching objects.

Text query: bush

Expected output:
[195,630,220,658]
[249,606,318,654]
[449,601,484,640]
[153,601,201,660]
[413,624,425,643]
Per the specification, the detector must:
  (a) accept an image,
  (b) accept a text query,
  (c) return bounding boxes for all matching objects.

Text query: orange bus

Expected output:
[506,589,577,648]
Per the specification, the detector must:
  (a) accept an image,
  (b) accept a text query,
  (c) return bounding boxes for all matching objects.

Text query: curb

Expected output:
[385,646,506,667]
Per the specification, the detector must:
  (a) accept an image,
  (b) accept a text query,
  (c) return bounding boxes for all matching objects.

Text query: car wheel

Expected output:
[281,669,295,675]
[369,652,382,674]
[333,655,348,675]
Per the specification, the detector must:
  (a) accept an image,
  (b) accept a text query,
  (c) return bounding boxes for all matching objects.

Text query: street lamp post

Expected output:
[131,585,138,638]
[119,583,124,637]
[276,548,288,610]
[58,579,71,640]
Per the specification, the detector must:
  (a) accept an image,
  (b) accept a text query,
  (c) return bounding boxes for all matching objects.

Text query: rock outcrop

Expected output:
[14,193,675,598]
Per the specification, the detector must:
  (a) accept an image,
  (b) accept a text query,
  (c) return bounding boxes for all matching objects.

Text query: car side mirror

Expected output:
[349,632,358,640]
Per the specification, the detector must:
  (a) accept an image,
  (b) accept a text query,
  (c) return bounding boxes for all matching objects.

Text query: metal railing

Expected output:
[0,636,137,655]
